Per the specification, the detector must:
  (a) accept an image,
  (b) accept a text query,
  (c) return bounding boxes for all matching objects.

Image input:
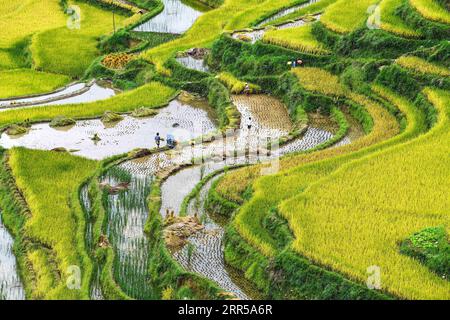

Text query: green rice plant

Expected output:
[321,0,380,34]
[8,148,98,299]
[0,50,22,70]
[0,82,176,130]
[0,0,66,49]
[291,67,347,96]
[396,55,450,77]
[102,166,155,299]
[217,72,261,94]
[220,85,431,297]
[409,0,450,25]
[279,87,450,299]
[0,69,70,99]
[375,0,422,38]
[27,249,57,299]
[262,24,330,55]
[215,70,399,204]
[30,1,129,78]
[229,83,426,256]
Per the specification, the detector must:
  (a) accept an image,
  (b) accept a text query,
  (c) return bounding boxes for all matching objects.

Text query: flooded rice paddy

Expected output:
[233,13,321,44]
[0,213,25,300]
[175,56,210,73]
[0,98,216,160]
[115,94,342,299]
[102,167,155,299]
[0,82,115,111]
[134,0,205,34]
[256,0,319,27]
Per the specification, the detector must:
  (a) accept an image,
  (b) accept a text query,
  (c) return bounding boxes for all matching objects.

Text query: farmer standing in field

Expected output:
[243,83,251,96]
[155,132,161,148]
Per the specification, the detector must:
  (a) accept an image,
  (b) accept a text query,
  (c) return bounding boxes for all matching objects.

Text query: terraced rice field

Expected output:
[0,0,448,303]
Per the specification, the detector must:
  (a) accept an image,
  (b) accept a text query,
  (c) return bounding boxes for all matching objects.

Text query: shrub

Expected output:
[400,226,449,280]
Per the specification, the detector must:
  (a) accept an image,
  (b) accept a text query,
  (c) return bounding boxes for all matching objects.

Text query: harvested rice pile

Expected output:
[102,53,134,69]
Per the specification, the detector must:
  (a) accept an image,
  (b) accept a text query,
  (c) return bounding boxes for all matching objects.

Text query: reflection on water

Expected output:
[176,56,210,73]
[134,0,204,34]
[257,0,319,27]
[233,15,320,44]
[42,83,115,106]
[0,213,25,300]
[0,83,85,108]
[102,168,154,299]
[0,99,216,160]
[0,83,116,112]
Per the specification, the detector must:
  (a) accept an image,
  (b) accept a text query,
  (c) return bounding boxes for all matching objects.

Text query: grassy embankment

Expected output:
[7,148,97,299]
[0,0,70,97]
[262,24,330,55]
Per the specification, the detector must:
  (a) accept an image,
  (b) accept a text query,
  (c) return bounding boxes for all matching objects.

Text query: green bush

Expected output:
[270,249,392,300]
[311,22,340,49]
[336,28,436,59]
[400,227,449,280]
[412,41,450,68]
[210,35,330,78]
[375,64,421,99]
